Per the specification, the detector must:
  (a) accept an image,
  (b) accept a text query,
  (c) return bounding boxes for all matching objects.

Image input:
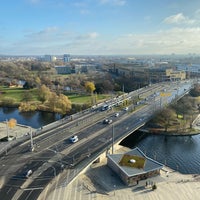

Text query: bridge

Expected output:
[0,80,194,200]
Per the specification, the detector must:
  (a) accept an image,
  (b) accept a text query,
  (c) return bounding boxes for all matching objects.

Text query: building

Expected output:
[109,63,186,83]
[55,65,72,74]
[176,64,200,78]
[165,69,186,81]
[63,54,71,63]
[43,55,56,62]
[107,147,163,186]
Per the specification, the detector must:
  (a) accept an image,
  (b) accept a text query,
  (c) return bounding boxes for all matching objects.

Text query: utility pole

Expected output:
[30,127,34,152]
[6,119,9,140]
[112,124,114,154]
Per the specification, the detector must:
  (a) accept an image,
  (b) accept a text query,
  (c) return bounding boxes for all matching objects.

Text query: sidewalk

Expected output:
[0,122,33,155]
[45,147,200,200]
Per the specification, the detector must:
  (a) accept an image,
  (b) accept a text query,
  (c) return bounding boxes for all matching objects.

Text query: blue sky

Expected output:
[1,0,200,55]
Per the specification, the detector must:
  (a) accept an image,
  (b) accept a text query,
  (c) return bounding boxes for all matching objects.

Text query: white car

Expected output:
[124,107,128,111]
[115,113,119,117]
[69,135,79,143]
[26,169,33,178]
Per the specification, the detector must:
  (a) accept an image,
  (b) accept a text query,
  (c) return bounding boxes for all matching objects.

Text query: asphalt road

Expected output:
[0,80,194,200]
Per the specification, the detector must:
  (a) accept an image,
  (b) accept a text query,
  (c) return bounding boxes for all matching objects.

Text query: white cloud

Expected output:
[24,27,59,42]
[88,32,99,39]
[27,0,41,4]
[3,25,200,55]
[163,13,195,25]
[99,0,126,6]
[80,9,90,14]
[115,27,200,54]
[62,27,200,55]
[76,32,99,40]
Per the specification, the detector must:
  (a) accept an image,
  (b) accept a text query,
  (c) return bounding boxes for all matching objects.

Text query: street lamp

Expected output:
[47,147,65,169]
[29,127,34,152]
[112,124,114,154]
[50,166,56,178]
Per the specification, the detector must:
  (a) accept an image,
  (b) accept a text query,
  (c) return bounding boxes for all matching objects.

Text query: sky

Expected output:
[1,0,200,55]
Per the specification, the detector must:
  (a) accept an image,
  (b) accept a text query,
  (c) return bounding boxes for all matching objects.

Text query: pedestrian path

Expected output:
[44,147,200,200]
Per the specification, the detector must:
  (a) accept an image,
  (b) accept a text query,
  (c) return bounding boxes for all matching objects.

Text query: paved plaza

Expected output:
[45,147,200,200]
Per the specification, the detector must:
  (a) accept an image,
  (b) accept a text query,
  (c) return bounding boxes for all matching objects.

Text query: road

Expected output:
[0,80,194,200]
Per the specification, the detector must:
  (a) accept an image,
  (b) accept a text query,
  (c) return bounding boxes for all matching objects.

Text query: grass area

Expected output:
[68,93,111,104]
[119,154,146,169]
[0,86,111,105]
[68,94,93,104]
[0,86,39,103]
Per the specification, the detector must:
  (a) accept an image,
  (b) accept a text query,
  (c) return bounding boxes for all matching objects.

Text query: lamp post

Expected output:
[50,166,56,178]
[30,127,34,152]
[6,119,9,140]
[112,124,114,154]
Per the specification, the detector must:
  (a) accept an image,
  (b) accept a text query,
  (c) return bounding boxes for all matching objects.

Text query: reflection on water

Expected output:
[1,107,199,174]
[121,132,200,174]
[0,107,61,128]
[2,107,17,114]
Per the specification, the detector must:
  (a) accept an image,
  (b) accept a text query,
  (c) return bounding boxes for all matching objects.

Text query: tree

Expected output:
[19,102,37,112]
[84,81,95,94]
[35,77,41,87]
[8,118,17,128]
[57,94,72,115]
[190,84,200,97]
[95,80,114,93]
[45,92,72,115]
[46,92,57,112]
[38,85,51,103]
[160,108,174,132]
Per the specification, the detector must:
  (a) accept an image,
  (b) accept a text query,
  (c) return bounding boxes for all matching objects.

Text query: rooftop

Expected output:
[107,147,164,177]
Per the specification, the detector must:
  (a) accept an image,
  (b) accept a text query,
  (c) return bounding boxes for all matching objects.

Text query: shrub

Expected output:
[152,184,157,190]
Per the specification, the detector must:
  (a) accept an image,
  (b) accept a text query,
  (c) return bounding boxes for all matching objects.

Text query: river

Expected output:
[120,131,200,174]
[0,107,199,174]
[0,107,61,128]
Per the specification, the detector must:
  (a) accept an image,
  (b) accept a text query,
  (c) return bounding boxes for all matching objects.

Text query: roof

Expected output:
[107,147,164,177]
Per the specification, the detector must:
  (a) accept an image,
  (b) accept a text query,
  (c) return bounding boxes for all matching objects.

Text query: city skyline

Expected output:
[1,0,200,55]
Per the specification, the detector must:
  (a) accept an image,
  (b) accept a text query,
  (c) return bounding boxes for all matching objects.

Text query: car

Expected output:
[124,107,128,111]
[103,119,112,124]
[69,135,79,143]
[26,169,33,178]
[103,119,109,124]
[115,113,119,117]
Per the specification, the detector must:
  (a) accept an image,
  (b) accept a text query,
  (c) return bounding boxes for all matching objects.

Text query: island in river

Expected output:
[140,93,200,136]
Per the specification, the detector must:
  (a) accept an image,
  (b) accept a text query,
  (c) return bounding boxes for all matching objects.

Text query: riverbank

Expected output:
[140,113,200,136]
[139,127,200,136]
[46,146,200,200]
